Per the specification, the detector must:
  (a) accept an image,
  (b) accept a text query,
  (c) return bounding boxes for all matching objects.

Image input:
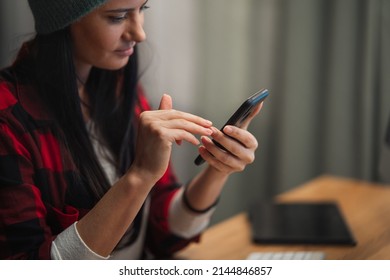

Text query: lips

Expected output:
[115,42,136,57]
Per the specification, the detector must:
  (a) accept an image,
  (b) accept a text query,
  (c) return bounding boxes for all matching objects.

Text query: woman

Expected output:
[0,0,262,259]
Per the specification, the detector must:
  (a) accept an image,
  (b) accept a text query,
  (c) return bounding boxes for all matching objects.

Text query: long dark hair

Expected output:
[28,28,139,200]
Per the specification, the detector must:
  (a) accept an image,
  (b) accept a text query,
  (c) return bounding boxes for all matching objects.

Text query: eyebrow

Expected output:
[105,0,149,13]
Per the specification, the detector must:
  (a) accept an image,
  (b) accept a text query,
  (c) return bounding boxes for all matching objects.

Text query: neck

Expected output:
[73,59,92,88]
[78,85,91,122]
[73,60,92,121]
[76,73,87,87]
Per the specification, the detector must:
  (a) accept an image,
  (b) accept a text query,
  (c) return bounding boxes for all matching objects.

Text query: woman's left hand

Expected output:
[197,102,263,174]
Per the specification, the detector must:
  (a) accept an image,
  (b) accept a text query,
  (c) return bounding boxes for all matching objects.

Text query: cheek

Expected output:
[74,30,121,63]
[90,26,122,49]
[81,31,113,53]
[71,21,129,70]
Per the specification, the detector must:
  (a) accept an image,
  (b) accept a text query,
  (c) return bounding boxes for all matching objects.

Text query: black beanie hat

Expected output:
[28,0,107,34]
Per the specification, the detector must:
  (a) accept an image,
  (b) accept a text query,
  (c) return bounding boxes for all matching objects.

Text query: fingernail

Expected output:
[201,136,210,144]
[224,126,233,133]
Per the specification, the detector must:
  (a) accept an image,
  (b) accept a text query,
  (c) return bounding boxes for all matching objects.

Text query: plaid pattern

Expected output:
[0,52,199,259]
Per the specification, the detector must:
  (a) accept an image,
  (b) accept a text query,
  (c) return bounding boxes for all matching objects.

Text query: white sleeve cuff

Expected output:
[51,222,109,260]
[168,187,215,238]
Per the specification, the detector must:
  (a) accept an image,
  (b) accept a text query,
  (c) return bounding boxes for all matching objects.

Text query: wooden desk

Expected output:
[175,175,390,260]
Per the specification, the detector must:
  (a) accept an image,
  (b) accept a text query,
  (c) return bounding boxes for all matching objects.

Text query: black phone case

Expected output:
[194,89,269,165]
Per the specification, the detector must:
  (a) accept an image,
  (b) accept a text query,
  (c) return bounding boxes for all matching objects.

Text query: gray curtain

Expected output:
[159,0,390,223]
[1,0,389,225]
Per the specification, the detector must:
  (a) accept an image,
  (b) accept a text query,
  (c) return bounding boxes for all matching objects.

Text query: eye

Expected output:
[140,0,150,12]
[140,5,150,12]
[108,14,127,24]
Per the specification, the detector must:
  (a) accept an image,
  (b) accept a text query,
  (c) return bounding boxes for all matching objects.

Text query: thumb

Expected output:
[240,102,263,130]
[158,94,173,110]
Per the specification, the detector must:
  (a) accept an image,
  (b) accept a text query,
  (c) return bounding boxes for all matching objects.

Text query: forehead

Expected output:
[101,0,146,9]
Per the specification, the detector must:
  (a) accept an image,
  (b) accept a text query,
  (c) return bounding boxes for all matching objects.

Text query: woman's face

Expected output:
[70,0,148,74]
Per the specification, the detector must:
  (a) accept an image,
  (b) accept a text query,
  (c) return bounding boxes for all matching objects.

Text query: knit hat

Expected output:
[28,0,107,34]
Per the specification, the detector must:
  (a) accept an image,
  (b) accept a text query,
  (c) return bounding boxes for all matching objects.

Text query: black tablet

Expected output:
[248,201,357,245]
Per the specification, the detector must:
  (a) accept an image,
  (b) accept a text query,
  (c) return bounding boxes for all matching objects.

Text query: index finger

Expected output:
[156,109,213,128]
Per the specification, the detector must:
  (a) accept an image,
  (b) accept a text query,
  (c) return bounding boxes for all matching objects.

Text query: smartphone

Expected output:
[194,88,269,166]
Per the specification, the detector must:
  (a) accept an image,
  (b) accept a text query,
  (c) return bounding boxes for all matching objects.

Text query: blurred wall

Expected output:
[0,1,34,67]
[1,0,389,225]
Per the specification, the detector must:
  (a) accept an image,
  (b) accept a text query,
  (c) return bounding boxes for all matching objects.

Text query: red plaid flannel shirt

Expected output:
[0,52,199,259]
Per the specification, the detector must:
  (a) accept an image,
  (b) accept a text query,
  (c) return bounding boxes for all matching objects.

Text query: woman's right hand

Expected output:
[129,94,213,185]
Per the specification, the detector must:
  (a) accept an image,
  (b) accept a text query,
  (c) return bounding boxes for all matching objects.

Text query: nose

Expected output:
[123,13,146,43]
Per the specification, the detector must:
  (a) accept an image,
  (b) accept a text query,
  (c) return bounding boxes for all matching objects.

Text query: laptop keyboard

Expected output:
[246,251,326,260]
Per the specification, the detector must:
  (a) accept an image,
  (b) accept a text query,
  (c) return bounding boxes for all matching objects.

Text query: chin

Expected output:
[98,57,130,71]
